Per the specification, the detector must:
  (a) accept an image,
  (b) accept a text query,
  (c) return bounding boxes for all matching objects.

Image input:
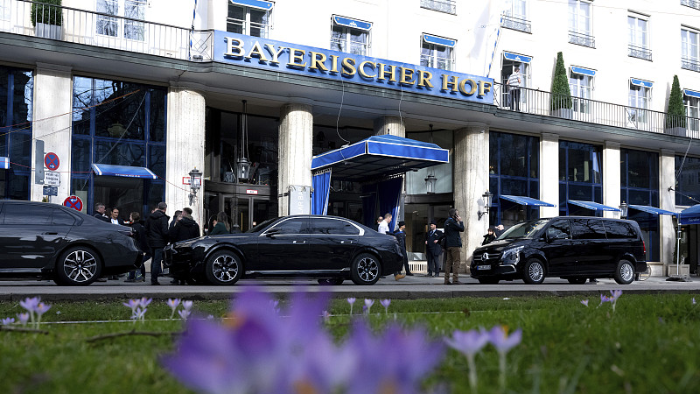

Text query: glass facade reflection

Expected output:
[71,76,166,217]
[559,140,603,216]
[675,155,700,206]
[620,149,659,261]
[489,131,540,226]
[0,65,32,200]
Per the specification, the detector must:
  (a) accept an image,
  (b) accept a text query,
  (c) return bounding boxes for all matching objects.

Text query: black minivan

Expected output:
[470,217,647,285]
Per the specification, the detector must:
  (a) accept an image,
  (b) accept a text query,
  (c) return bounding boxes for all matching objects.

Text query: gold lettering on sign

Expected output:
[224,37,244,57]
[399,67,416,85]
[329,55,340,73]
[309,52,329,72]
[245,41,269,62]
[377,64,397,82]
[478,81,492,97]
[287,48,307,68]
[264,44,286,64]
[417,70,433,88]
[342,58,357,76]
[442,75,459,92]
[358,61,376,79]
[459,79,477,95]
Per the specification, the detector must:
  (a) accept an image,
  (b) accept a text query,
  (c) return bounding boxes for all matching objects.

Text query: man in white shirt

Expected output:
[377,213,391,235]
[507,66,522,111]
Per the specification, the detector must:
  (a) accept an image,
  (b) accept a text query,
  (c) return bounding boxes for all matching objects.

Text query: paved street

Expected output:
[1,275,699,302]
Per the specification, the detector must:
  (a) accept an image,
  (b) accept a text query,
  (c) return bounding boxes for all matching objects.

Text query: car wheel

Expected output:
[614,259,635,285]
[56,247,102,286]
[522,258,545,284]
[205,251,243,285]
[478,278,500,284]
[567,278,587,284]
[350,253,381,285]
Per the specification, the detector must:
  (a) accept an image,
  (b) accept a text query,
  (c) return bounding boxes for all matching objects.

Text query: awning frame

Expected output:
[499,195,556,207]
[332,15,372,31]
[628,205,676,216]
[92,164,158,180]
[684,89,700,99]
[423,34,456,48]
[229,0,274,11]
[568,200,620,212]
[630,78,653,88]
[503,51,532,63]
[571,66,596,77]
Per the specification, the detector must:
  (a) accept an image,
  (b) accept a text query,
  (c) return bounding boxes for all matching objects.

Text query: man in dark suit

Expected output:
[109,208,124,225]
[425,220,443,277]
[93,203,110,222]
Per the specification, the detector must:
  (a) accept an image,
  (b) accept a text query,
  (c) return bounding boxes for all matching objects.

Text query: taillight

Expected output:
[643,240,646,254]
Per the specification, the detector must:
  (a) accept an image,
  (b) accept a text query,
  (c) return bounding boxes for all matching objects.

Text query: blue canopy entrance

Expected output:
[680,205,700,225]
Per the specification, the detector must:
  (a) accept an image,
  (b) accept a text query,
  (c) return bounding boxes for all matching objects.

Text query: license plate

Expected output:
[477,265,491,270]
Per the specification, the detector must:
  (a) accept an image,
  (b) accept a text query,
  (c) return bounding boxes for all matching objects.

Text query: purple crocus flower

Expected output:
[364,299,374,315]
[693,298,697,305]
[488,325,522,392]
[34,302,51,327]
[445,329,490,393]
[380,299,391,315]
[19,296,40,313]
[347,297,356,315]
[132,308,147,322]
[182,300,194,311]
[17,313,29,326]
[178,309,191,321]
[581,299,589,307]
[140,297,153,308]
[123,299,141,313]
[167,298,181,319]
[1,317,14,325]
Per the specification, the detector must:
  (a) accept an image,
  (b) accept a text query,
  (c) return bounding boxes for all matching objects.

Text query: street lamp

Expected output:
[238,100,251,183]
[478,191,493,220]
[425,174,437,194]
[189,167,202,205]
[620,201,628,218]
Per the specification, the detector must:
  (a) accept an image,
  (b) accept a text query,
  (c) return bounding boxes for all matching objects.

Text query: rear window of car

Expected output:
[308,218,359,235]
[572,219,606,240]
[3,204,54,225]
[604,221,638,239]
[269,218,308,235]
[52,210,76,226]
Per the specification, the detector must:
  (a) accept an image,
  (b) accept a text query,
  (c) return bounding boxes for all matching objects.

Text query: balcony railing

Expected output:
[681,0,700,10]
[493,83,700,138]
[628,44,652,61]
[420,0,456,15]
[568,31,595,48]
[501,14,532,33]
[682,57,700,72]
[1,0,213,61]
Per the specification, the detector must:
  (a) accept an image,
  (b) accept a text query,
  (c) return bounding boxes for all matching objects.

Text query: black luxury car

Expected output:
[471,217,647,285]
[0,201,141,285]
[164,215,404,285]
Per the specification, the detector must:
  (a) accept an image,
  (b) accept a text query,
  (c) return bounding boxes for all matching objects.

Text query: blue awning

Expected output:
[333,16,372,31]
[503,52,531,63]
[684,89,700,99]
[571,66,596,77]
[630,78,653,88]
[423,34,455,48]
[311,135,449,181]
[230,0,273,11]
[568,200,620,211]
[680,204,700,225]
[0,157,8,169]
[92,164,157,179]
[500,195,556,207]
[628,205,676,216]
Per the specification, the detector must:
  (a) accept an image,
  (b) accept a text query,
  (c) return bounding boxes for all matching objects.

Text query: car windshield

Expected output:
[247,218,277,233]
[498,220,548,240]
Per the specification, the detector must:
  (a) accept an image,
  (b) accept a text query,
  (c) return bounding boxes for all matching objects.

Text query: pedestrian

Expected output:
[425,220,443,277]
[209,212,231,235]
[109,207,124,225]
[377,213,392,235]
[507,66,522,111]
[145,202,169,285]
[169,210,182,232]
[125,212,149,283]
[394,221,413,276]
[441,208,464,285]
[93,203,110,222]
[495,224,506,237]
[168,207,201,285]
[482,227,497,245]
[375,216,383,232]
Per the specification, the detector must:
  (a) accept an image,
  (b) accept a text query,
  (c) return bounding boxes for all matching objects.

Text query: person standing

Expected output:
[442,208,465,285]
[169,210,182,232]
[377,213,392,235]
[145,202,169,285]
[425,220,443,277]
[209,212,231,235]
[495,224,506,238]
[169,207,201,285]
[93,203,110,222]
[393,221,413,276]
[482,227,497,245]
[375,216,383,232]
[507,66,522,111]
[126,212,149,283]
[109,208,124,225]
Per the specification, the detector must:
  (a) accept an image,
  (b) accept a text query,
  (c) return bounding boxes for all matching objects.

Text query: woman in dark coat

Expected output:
[209,212,231,235]
[126,212,150,282]
[482,227,497,245]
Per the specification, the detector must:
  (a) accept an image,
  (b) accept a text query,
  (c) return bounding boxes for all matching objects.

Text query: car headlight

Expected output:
[501,246,524,265]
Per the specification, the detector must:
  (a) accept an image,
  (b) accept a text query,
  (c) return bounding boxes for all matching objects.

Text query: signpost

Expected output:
[35,140,45,185]
[63,195,83,211]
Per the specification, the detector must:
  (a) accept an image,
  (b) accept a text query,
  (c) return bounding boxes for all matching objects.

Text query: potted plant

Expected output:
[666,75,686,137]
[31,0,63,40]
[550,52,573,119]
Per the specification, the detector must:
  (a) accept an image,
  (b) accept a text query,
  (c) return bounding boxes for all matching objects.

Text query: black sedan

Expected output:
[0,201,141,285]
[164,215,404,285]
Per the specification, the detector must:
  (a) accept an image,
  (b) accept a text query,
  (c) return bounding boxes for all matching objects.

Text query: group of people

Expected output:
[93,201,200,285]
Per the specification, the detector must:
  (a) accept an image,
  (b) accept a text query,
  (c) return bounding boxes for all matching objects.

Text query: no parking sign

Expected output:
[63,195,83,211]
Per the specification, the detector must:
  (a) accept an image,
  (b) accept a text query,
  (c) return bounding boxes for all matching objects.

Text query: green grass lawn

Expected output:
[0,293,699,394]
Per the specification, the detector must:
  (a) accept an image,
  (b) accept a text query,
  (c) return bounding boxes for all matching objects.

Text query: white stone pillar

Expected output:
[659,149,676,268]
[539,133,559,218]
[31,64,73,204]
[373,116,405,137]
[165,83,206,227]
[603,141,621,219]
[278,103,313,216]
[454,124,489,272]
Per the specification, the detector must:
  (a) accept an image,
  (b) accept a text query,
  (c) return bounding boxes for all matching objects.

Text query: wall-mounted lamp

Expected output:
[189,167,202,205]
[478,191,493,220]
[425,174,437,194]
[238,100,251,182]
[620,201,628,218]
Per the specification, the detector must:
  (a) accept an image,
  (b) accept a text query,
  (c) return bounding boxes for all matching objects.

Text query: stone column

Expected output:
[659,149,676,270]
[602,141,621,219]
[454,124,489,271]
[539,133,559,217]
[278,103,313,216]
[166,83,206,227]
[31,64,73,204]
[373,116,405,137]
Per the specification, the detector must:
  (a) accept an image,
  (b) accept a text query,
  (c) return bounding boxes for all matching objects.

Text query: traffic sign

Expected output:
[43,185,58,196]
[45,172,60,186]
[45,152,60,171]
[63,195,83,211]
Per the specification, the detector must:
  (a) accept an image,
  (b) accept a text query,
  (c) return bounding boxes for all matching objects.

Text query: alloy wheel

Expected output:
[620,262,634,283]
[212,254,239,283]
[63,250,98,283]
[528,262,544,282]
[357,256,379,282]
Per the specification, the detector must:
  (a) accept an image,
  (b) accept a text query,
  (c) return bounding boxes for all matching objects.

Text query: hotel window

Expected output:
[682,28,700,72]
[685,90,700,133]
[227,0,273,38]
[568,0,594,48]
[420,34,455,71]
[628,15,651,61]
[419,0,456,15]
[682,0,700,11]
[628,79,652,127]
[501,0,531,33]
[569,67,594,115]
[96,0,146,41]
[330,16,371,56]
